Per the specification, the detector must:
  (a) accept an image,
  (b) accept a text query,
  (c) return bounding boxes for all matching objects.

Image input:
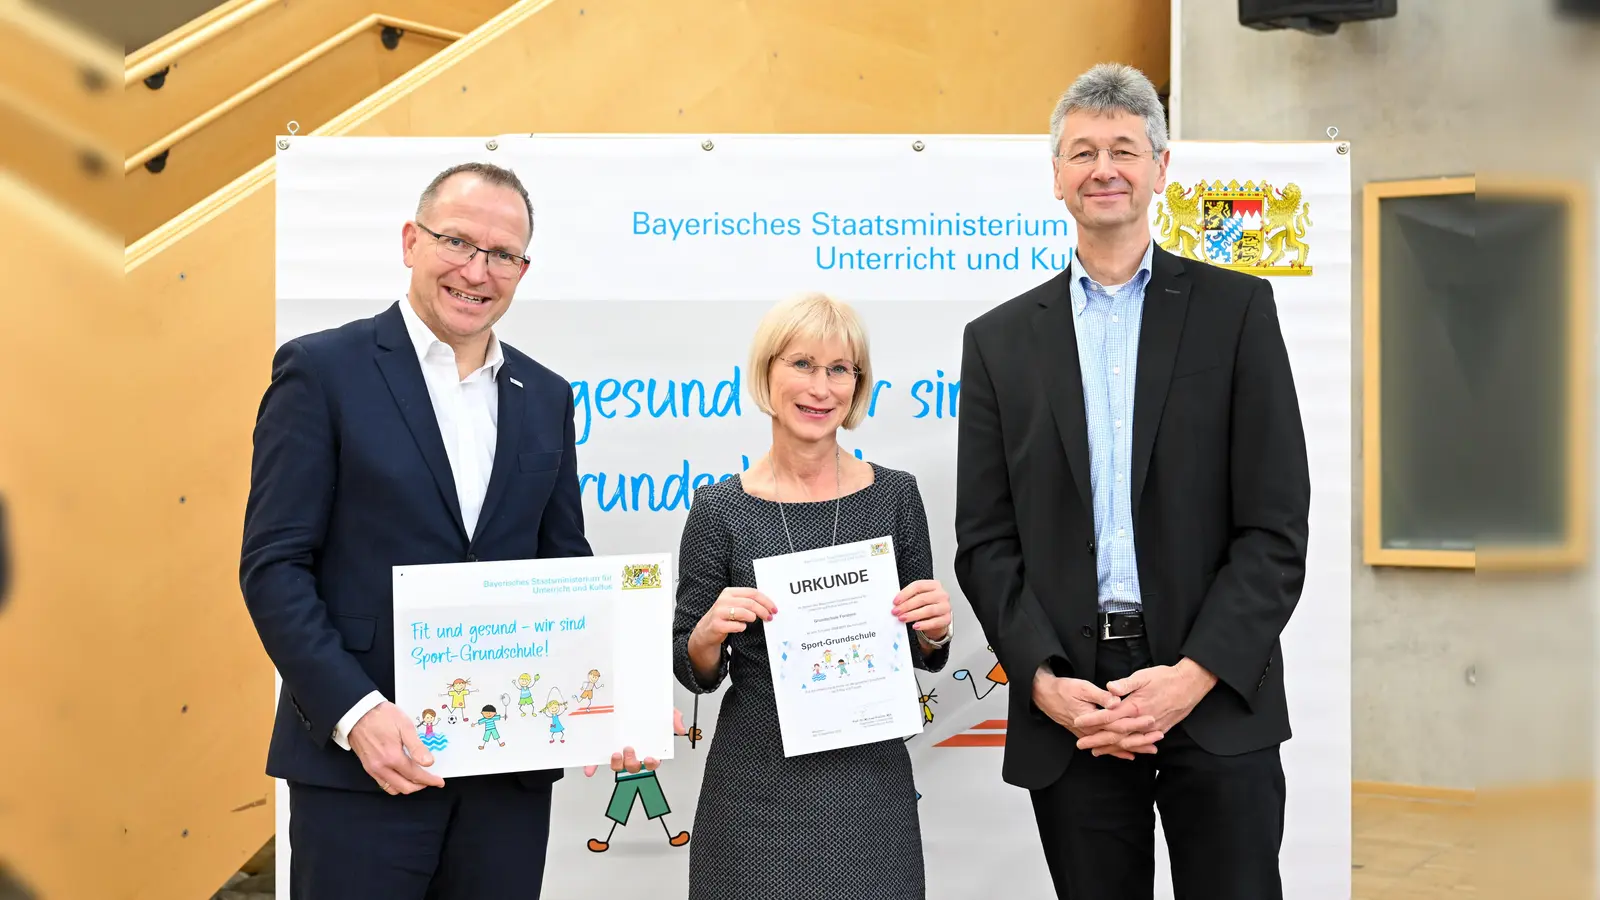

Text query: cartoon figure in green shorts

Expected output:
[513,673,539,716]
[587,769,690,852]
[475,704,505,750]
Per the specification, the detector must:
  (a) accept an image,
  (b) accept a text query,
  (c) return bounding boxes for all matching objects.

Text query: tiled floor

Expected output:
[1353,784,1594,898]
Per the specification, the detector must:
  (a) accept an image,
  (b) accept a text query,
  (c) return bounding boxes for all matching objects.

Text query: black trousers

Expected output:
[1029,636,1286,900]
[289,774,552,899]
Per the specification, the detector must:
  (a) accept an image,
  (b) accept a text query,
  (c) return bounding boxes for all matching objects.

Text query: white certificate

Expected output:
[391,553,676,778]
[752,535,924,757]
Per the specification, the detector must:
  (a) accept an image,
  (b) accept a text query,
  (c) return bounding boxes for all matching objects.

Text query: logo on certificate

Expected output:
[621,563,662,590]
[870,542,889,557]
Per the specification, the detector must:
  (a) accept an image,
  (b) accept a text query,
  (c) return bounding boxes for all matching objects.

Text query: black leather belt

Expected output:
[1099,612,1145,641]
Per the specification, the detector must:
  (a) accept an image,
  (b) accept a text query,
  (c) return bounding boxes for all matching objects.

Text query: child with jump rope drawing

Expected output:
[541,690,570,744]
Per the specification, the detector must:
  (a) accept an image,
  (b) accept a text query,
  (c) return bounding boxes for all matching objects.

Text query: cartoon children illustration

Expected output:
[415,709,449,753]
[865,653,875,670]
[542,696,569,744]
[513,673,540,717]
[836,660,849,676]
[439,677,477,724]
[574,669,604,710]
[475,704,505,750]
[851,643,861,661]
[811,663,825,682]
[588,769,691,853]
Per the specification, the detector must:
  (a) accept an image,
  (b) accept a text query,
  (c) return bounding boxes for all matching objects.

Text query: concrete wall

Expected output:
[1175,0,1600,789]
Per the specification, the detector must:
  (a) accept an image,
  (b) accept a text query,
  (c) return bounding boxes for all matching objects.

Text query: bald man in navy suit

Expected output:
[241,162,670,899]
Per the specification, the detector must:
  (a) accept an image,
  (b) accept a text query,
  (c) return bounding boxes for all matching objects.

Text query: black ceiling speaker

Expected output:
[1239,0,1398,34]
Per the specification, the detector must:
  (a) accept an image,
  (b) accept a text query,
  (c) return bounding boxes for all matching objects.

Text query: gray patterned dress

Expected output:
[671,463,949,900]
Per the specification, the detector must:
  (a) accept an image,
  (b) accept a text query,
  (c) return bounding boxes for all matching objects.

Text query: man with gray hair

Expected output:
[955,62,1309,898]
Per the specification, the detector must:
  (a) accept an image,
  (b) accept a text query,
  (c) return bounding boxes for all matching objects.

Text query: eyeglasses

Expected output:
[415,221,529,276]
[777,356,860,383]
[1057,147,1158,167]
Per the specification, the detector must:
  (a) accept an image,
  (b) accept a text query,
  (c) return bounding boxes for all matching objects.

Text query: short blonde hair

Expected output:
[747,293,873,430]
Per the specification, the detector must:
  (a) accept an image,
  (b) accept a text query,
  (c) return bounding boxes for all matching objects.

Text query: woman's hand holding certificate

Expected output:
[685,588,778,685]
[892,580,952,647]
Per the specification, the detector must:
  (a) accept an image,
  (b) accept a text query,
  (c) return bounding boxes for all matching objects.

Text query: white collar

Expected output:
[398,298,504,380]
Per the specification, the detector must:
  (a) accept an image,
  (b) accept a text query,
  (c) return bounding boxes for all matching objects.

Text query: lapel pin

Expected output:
[509,377,524,389]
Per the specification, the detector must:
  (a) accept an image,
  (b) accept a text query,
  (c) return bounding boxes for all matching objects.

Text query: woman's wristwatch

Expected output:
[917,622,953,649]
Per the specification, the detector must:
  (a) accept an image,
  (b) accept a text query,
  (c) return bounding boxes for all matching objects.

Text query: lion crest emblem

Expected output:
[621,563,662,590]
[1154,179,1313,275]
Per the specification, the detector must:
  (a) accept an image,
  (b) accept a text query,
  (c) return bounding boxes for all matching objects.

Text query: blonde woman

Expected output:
[671,293,953,900]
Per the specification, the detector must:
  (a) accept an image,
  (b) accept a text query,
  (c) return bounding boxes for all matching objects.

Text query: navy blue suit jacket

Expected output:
[241,301,591,792]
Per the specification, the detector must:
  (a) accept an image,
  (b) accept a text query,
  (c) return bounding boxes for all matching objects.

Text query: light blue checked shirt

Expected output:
[1069,240,1153,614]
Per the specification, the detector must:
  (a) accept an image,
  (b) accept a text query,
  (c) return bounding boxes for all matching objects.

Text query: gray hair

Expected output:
[1049,63,1168,158]
[416,162,535,246]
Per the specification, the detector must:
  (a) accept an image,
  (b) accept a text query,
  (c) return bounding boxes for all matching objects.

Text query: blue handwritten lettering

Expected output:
[580,455,751,512]
[910,369,961,419]
[460,639,549,662]
[468,620,518,643]
[570,368,741,445]
[868,379,892,417]
[412,645,457,671]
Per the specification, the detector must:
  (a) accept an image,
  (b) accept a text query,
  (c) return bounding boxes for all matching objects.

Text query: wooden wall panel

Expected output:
[0,175,138,899]
[337,0,1168,138]
[53,1,1165,897]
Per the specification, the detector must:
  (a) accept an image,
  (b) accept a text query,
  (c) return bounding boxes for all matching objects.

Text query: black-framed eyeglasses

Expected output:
[777,355,860,383]
[415,221,529,275]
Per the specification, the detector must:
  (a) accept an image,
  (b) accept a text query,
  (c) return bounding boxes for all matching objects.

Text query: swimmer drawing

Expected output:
[415,708,449,753]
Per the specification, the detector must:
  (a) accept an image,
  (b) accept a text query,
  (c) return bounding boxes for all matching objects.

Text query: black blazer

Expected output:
[953,244,1310,791]
[240,301,592,792]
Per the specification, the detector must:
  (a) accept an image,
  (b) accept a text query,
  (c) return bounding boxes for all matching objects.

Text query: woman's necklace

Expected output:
[773,445,841,554]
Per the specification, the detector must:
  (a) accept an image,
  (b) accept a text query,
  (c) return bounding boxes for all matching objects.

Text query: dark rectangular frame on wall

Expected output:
[1362,175,1592,570]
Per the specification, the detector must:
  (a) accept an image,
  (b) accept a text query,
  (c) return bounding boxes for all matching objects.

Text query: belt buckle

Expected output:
[1100,614,1136,641]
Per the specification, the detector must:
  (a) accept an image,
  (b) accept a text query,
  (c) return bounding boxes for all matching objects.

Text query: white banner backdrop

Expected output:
[271,134,1351,899]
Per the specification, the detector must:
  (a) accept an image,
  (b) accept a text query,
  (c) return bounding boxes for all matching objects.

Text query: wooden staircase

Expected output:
[120,0,512,243]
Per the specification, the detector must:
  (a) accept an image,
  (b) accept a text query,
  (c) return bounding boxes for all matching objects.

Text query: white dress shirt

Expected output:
[331,299,504,751]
